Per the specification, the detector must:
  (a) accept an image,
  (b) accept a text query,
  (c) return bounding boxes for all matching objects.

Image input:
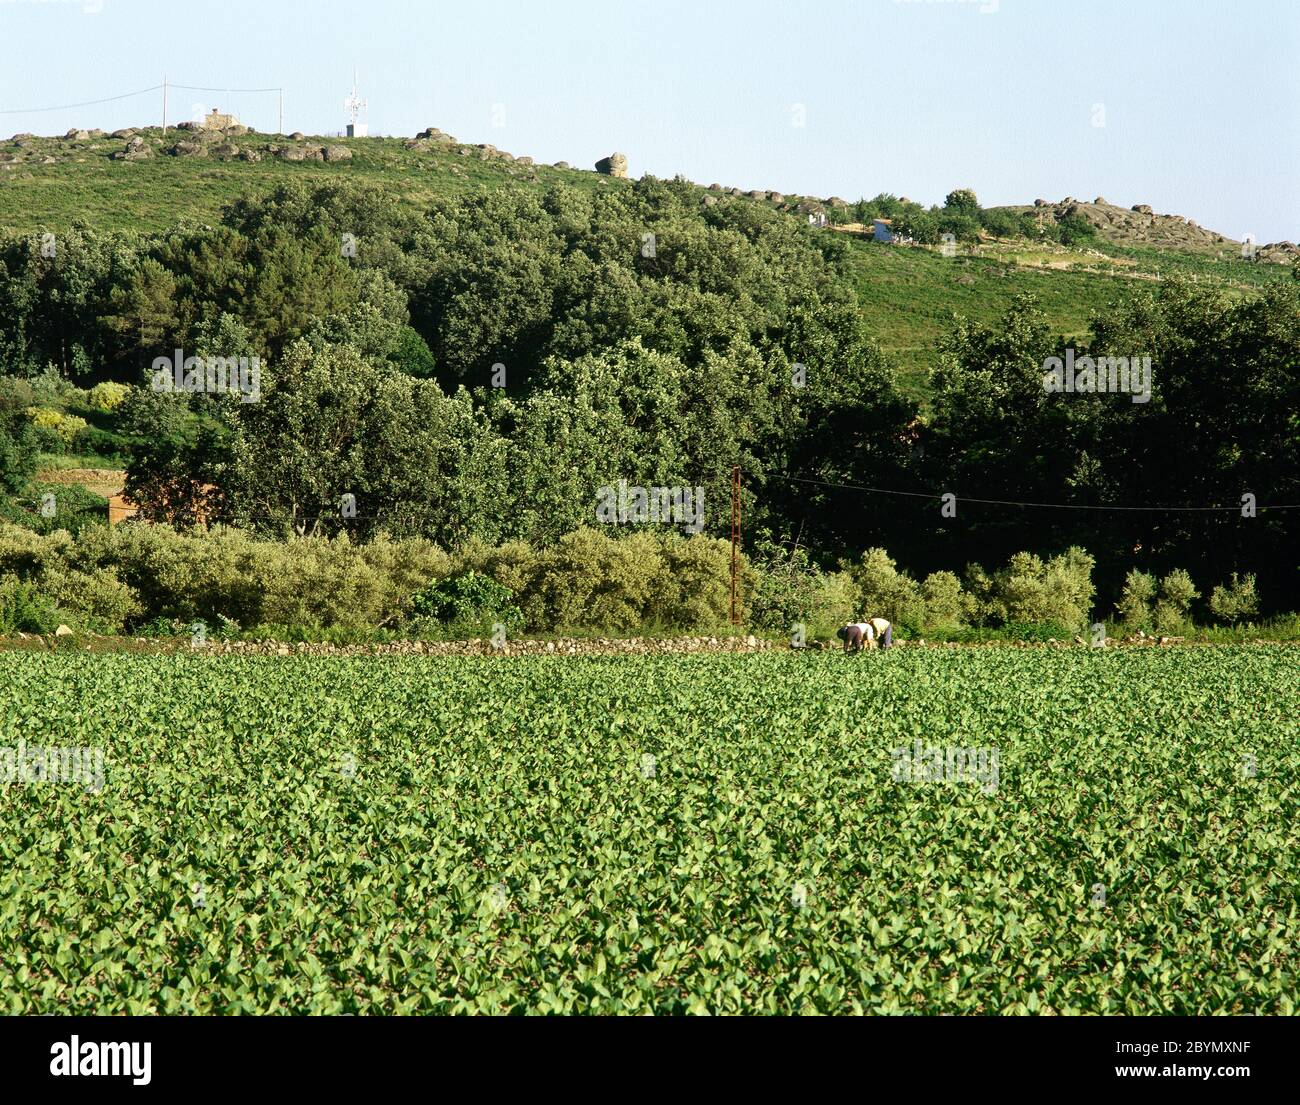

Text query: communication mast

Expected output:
[344,69,367,137]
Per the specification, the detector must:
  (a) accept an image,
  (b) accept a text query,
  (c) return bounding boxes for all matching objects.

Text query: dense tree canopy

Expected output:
[1,176,1296,613]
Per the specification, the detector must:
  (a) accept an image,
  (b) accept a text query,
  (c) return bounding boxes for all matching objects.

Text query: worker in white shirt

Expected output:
[836,621,872,653]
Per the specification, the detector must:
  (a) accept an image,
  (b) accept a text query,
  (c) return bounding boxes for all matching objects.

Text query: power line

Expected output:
[169,84,281,94]
[760,471,1299,513]
[0,85,162,115]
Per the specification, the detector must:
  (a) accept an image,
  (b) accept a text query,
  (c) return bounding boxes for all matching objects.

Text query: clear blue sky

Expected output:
[2,0,1297,242]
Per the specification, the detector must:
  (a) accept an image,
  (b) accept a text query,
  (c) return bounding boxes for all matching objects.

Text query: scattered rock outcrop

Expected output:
[113,136,153,161]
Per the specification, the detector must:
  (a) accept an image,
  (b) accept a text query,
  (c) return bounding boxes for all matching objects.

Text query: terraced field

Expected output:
[1,647,1295,1013]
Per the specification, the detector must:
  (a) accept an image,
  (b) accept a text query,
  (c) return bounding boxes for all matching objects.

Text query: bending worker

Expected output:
[836,617,894,652]
[837,620,871,652]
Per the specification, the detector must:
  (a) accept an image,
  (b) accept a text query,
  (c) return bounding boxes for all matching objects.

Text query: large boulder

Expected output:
[278,145,307,162]
[116,136,153,161]
[595,152,628,178]
[64,128,90,141]
[323,145,353,161]
[169,140,207,158]
[1132,203,1153,214]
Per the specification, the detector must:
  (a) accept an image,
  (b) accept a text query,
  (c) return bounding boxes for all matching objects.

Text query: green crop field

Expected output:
[1,647,1295,1014]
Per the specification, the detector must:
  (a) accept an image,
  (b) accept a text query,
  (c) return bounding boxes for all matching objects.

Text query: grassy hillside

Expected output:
[838,234,1286,398]
[0,127,616,235]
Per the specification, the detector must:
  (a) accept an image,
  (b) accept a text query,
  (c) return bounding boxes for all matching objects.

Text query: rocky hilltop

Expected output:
[1003,196,1297,263]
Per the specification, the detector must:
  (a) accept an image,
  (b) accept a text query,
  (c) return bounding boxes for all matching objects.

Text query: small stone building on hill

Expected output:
[202,108,240,131]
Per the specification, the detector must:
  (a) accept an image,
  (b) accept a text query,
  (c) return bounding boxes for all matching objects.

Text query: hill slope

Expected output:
[2,122,1293,400]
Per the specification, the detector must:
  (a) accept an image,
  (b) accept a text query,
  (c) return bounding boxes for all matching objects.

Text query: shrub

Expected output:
[24,406,88,448]
[842,548,926,630]
[0,574,61,634]
[1154,568,1199,632]
[977,208,1020,238]
[1209,573,1259,624]
[522,529,667,633]
[962,548,1094,629]
[1057,213,1097,246]
[650,535,736,631]
[749,542,855,639]
[919,570,965,628]
[87,381,130,412]
[0,377,36,413]
[409,570,523,634]
[42,565,140,633]
[2,483,107,537]
[115,385,190,440]
[1117,569,1158,627]
[0,422,38,494]
[28,365,68,402]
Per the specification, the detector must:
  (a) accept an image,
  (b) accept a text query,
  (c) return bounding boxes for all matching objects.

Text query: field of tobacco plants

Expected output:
[0,647,1295,1014]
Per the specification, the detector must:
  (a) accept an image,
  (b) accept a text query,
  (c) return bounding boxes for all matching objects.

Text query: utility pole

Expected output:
[730,465,742,626]
[162,75,168,135]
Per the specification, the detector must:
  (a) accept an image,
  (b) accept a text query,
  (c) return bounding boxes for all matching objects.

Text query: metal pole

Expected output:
[730,465,741,625]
